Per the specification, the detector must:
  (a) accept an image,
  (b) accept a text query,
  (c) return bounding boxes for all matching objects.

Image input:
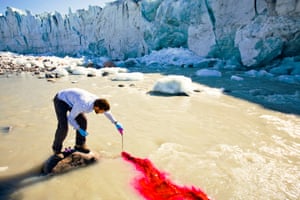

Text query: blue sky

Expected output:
[0,0,115,15]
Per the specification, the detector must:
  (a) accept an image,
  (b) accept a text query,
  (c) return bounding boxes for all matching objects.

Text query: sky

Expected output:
[0,0,116,15]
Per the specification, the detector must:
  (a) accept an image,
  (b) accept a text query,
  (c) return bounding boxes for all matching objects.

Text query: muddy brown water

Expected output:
[0,73,299,199]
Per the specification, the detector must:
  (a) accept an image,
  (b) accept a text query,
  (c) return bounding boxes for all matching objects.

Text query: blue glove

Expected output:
[78,128,88,137]
[115,122,124,135]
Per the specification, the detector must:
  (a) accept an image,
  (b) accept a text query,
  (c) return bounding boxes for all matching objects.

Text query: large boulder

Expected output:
[42,150,99,175]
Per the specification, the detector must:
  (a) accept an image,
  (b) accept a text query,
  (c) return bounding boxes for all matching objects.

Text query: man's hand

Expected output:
[115,122,124,135]
[78,128,88,137]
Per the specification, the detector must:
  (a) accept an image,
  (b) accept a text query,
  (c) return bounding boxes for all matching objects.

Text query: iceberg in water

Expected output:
[195,69,222,77]
[152,75,193,96]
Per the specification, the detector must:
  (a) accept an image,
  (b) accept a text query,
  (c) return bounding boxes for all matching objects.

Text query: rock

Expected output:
[42,150,99,175]
[103,61,117,68]
[45,73,55,78]
[0,126,13,133]
[86,62,101,69]
[47,79,56,83]
[87,74,96,77]
[193,89,201,93]
[102,71,109,76]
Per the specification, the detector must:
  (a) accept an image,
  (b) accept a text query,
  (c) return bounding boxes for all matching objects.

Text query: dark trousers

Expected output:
[52,95,87,153]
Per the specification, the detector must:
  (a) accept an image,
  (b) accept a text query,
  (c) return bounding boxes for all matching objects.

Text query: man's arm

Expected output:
[104,111,117,124]
[104,111,124,135]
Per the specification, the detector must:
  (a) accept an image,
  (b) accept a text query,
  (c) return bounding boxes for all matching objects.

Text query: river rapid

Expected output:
[0,72,299,200]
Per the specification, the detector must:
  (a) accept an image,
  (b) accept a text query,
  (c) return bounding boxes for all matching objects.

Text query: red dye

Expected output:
[122,151,210,200]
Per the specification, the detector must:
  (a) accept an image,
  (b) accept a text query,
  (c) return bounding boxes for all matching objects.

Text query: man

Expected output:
[52,88,123,158]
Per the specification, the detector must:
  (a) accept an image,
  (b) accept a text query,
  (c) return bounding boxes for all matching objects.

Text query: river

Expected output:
[0,72,299,200]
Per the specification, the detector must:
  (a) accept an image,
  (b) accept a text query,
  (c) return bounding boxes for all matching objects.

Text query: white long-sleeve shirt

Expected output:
[57,88,116,130]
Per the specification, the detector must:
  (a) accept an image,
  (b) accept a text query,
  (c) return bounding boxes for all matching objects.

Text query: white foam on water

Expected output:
[149,141,300,200]
[260,114,300,138]
[99,150,121,159]
[0,166,8,172]
[206,144,299,199]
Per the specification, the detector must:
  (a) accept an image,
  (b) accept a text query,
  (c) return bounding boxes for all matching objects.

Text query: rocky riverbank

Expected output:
[0,52,120,80]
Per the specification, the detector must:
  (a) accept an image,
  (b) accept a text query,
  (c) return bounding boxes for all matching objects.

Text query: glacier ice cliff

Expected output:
[0,0,299,68]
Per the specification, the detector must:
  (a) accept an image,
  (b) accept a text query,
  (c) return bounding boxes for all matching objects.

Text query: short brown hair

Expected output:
[94,98,110,111]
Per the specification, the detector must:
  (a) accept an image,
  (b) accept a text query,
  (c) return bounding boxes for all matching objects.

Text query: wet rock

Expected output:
[102,71,109,77]
[103,61,117,68]
[42,151,99,175]
[87,74,96,77]
[86,62,101,69]
[193,89,201,93]
[47,79,56,83]
[45,73,56,78]
[0,126,13,133]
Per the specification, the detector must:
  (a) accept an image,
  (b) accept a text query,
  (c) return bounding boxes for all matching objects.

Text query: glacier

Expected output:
[0,0,300,68]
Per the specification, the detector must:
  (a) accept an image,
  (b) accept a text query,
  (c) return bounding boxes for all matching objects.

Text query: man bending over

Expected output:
[52,88,123,158]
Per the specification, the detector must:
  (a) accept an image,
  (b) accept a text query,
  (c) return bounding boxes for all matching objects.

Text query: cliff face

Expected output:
[0,0,299,67]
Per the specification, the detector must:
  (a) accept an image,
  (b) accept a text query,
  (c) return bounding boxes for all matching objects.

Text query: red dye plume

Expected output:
[122,151,210,200]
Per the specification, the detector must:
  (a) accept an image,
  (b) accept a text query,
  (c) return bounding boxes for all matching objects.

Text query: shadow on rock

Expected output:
[0,150,99,199]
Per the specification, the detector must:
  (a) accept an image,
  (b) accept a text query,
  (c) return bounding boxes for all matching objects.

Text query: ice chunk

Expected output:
[152,75,193,95]
[112,72,144,81]
[195,69,222,77]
